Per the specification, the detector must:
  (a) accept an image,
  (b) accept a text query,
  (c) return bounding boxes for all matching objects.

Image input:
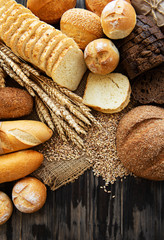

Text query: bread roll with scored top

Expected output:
[0,150,43,183]
[60,8,104,50]
[83,72,131,113]
[116,105,164,180]
[0,192,13,225]
[0,120,53,155]
[12,177,47,213]
[101,0,136,39]
[84,38,120,75]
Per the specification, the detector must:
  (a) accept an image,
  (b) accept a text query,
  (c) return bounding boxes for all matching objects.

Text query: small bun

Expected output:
[84,38,120,75]
[116,105,164,180]
[0,191,13,225]
[60,8,104,50]
[85,0,131,17]
[12,177,47,213]
[27,0,76,24]
[101,0,136,39]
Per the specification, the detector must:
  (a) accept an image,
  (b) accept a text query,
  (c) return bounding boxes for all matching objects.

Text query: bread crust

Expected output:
[0,191,13,225]
[101,0,136,39]
[116,105,164,180]
[0,150,43,183]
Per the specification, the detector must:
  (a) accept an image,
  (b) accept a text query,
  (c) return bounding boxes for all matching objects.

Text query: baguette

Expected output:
[0,120,53,155]
[0,150,43,183]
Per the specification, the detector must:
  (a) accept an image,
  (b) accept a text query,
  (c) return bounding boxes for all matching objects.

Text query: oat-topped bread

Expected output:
[0,0,87,90]
[83,72,131,113]
[116,105,164,181]
[132,65,164,104]
[115,15,164,79]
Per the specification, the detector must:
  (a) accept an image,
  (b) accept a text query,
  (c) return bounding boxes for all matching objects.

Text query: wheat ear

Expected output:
[0,67,6,88]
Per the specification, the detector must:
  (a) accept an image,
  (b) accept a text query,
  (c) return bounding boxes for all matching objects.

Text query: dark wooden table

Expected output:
[0,1,164,239]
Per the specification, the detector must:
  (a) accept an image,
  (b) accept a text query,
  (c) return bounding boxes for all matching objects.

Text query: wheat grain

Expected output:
[0,42,20,64]
[0,67,6,88]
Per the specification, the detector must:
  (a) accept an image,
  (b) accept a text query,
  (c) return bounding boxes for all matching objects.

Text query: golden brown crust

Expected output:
[101,0,136,39]
[60,8,104,50]
[27,0,76,24]
[116,105,164,180]
[12,177,47,213]
[84,38,120,75]
[0,87,33,119]
[0,192,13,225]
[0,150,44,183]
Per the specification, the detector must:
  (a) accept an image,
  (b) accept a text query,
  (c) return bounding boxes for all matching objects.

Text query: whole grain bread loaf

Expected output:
[116,105,164,181]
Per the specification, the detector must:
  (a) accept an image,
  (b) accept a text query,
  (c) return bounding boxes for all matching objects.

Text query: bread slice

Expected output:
[25,26,54,62]
[51,47,87,91]
[0,1,15,16]
[0,6,32,39]
[0,2,17,27]
[9,19,38,56]
[46,37,78,75]
[39,32,66,71]
[31,27,56,66]
[83,73,131,113]
[17,20,46,60]
[2,13,37,46]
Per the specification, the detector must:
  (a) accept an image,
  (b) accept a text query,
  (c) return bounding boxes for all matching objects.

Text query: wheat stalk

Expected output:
[0,43,100,147]
[0,67,6,88]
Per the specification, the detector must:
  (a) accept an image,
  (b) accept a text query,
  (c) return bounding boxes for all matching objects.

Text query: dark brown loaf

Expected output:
[0,87,33,119]
[116,105,164,180]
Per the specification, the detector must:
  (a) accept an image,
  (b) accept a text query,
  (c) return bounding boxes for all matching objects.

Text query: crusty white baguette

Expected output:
[0,0,87,91]
[83,72,131,113]
[0,150,43,184]
[0,120,53,155]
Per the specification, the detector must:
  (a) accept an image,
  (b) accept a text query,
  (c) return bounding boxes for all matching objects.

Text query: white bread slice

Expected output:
[51,47,87,91]
[2,13,37,46]
[83,73,131,113]
[9,19,38,56]
[25,26,54,62]
[0,2,17,27]
[0,1,15,17]
[17,20,46,60]
[39,32,66,71]
[46,37,78,75]
[31,27,56,66]
[0,6,32,39]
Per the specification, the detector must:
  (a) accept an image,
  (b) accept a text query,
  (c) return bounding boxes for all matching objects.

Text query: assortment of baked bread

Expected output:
[0,0,163,225]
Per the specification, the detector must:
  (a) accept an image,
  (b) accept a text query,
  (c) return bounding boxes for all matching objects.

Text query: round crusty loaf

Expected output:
[0,87,33,119]
[85,0,131,17]
[84,38,120,75]
[116,105,164,180]
[12,177,47,213]
[101,0,136,39]
[27,0,76,24]
[0,150,43,184]
[0,191,13,225]
[60,8,104,50]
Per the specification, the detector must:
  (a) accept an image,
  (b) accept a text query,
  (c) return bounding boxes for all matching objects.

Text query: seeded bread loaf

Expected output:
[116,105,164,180]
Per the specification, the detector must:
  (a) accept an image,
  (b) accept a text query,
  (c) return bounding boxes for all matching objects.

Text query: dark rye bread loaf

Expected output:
[115,15,164,79]
[132,65,164,104]
[116,105,164,181]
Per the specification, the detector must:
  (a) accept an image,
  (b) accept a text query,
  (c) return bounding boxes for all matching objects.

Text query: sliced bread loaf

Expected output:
[83,73,131,113]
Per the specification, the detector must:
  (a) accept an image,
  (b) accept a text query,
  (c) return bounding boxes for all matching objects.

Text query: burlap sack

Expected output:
[131,0,164,27]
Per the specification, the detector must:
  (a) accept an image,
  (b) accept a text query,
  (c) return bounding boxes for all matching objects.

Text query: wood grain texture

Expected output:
[0,1,164,240]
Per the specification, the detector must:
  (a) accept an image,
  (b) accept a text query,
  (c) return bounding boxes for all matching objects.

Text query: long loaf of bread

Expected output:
[0,150,43,183]
[0,0,87,90]
[0,120,53,155]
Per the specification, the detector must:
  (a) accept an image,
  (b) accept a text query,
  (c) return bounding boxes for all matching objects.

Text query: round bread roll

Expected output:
[85,0,131,17]
[116,105,164,181]
[60,8,104,50]
[0,87,33,119]
[0,192,13,225]
[84,38,120,75]
[101,0,136,39]
[12,177,47,213]
[27,0,76,24]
